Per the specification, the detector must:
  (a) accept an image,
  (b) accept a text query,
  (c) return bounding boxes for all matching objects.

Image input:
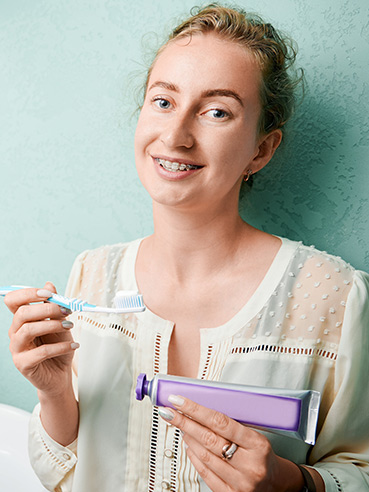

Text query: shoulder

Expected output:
[281,237,357,281]
[65,238,143,301]
[280,237,369,328]
[73,239,142,266]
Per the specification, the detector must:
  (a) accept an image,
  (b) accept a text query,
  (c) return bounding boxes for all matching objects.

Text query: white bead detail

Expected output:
[298,263,304,269]
[340,301,346,307]
[285,313,291,319]
[296,283,302,289]
[293,304,299,310]
[300,314,307,320]
[269,311,275,317]
[314,282,321,288]
[344,280,350,285]
[316,262,323,267]
[306,272,312,278]
[265,331,271,336]
[330,308,336,314]
[320,316,326,322]
[290,325,296,331]
[333,286,340,291]
[336,322,342,327]
[308,325,315,332]
[289,272,295,277]
[278,302,284,307]
[311,304,317,309]
[324,329,330,335]
[304,293,310,298]
[322,294,329,300]
[325,274,331,279]
[288,292,294,298]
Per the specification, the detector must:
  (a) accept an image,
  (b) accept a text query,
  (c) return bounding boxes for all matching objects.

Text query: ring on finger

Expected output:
[222,442,238,460]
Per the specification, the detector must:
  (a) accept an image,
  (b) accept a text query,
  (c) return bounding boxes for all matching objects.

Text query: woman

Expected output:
[5,4,369,491]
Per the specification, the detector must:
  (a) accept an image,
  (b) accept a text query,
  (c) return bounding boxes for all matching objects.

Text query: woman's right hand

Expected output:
[5,281,79,397]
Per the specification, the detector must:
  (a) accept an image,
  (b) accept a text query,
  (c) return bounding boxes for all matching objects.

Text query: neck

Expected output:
[146,199,254,283]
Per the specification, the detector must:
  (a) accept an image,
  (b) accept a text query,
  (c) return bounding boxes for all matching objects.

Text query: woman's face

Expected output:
[134,33,268,212]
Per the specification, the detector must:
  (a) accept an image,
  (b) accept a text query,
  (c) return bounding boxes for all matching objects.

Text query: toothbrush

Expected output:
[0,285,145,314]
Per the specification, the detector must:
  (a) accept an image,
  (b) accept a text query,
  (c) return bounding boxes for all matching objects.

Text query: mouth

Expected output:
[154,157,203,173]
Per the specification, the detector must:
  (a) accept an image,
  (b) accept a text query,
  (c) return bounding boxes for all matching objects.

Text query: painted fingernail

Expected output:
[168,395,185,407]
[36,289,53,298]
[158,407,175,421]
[71,342,80,350]
[62,320,74,329]
[60,306,72,315]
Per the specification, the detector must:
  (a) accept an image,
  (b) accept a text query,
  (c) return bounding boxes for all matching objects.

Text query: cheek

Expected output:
[214,133,254,175]
[134,114,153,164]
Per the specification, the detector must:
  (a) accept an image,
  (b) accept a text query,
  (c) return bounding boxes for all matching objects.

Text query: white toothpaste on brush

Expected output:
[136,373,320,445]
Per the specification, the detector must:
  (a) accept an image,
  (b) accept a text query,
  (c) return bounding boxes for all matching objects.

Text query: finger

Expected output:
[4,286,48,314]
[184,444,231,492]
[12,340,79,373]
[44,281,57,294]
[183,432,243,488]
[10,319,74,353]
[159,405,244,472]
[9,302,72,336]
[167,395,256,446]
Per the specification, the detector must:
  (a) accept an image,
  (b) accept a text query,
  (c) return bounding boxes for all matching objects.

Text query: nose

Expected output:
[160,112,194,149]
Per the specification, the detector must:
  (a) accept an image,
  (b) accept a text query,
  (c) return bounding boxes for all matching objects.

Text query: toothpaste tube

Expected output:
[136,373,320,445]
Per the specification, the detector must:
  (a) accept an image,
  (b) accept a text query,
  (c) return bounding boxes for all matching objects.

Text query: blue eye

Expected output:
[207,109,229,119]
[154,98,171,109]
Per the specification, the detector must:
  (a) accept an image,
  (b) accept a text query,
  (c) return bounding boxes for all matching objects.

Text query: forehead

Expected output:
[148,33,261,102]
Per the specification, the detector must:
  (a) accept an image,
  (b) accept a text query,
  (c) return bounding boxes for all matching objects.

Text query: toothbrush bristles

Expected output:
[114,294,145,310]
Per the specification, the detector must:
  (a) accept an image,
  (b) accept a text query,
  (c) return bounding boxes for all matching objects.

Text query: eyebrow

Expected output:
[148,81,244,107]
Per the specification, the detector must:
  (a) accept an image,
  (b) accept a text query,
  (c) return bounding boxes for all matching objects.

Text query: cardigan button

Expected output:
[164,449,174,459]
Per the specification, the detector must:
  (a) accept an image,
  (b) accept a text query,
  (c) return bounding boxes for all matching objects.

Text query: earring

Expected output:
[243,169,253,182]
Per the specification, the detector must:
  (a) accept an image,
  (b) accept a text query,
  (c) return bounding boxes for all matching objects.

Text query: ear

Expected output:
[248,129,282,174]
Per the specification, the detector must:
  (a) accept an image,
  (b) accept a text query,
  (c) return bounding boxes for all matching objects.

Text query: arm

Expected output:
[307,270,369,490]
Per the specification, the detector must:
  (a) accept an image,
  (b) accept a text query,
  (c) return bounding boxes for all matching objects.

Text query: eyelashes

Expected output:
[153,97,171,110]
[151,97,232,120]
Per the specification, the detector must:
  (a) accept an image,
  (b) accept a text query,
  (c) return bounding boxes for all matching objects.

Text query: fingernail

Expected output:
[37,289,53,298]
[62,321,74,329]
[158,407,175,421]
[71,342,80,350]
[168,395,185,407]
[60,306,72,315]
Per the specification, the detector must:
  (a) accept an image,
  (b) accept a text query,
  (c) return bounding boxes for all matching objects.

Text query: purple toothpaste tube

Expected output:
[136,373,320,445]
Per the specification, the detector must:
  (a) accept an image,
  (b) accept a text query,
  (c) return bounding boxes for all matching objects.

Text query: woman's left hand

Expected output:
[158,395,305,492]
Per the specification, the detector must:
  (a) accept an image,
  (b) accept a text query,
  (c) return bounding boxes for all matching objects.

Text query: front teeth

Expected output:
[157,158,199,172]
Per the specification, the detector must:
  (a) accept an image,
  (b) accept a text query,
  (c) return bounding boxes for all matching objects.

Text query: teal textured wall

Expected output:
[1,0,368,412]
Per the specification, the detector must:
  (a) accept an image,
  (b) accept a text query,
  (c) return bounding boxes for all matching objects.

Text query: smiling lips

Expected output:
[155,157,203,173]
